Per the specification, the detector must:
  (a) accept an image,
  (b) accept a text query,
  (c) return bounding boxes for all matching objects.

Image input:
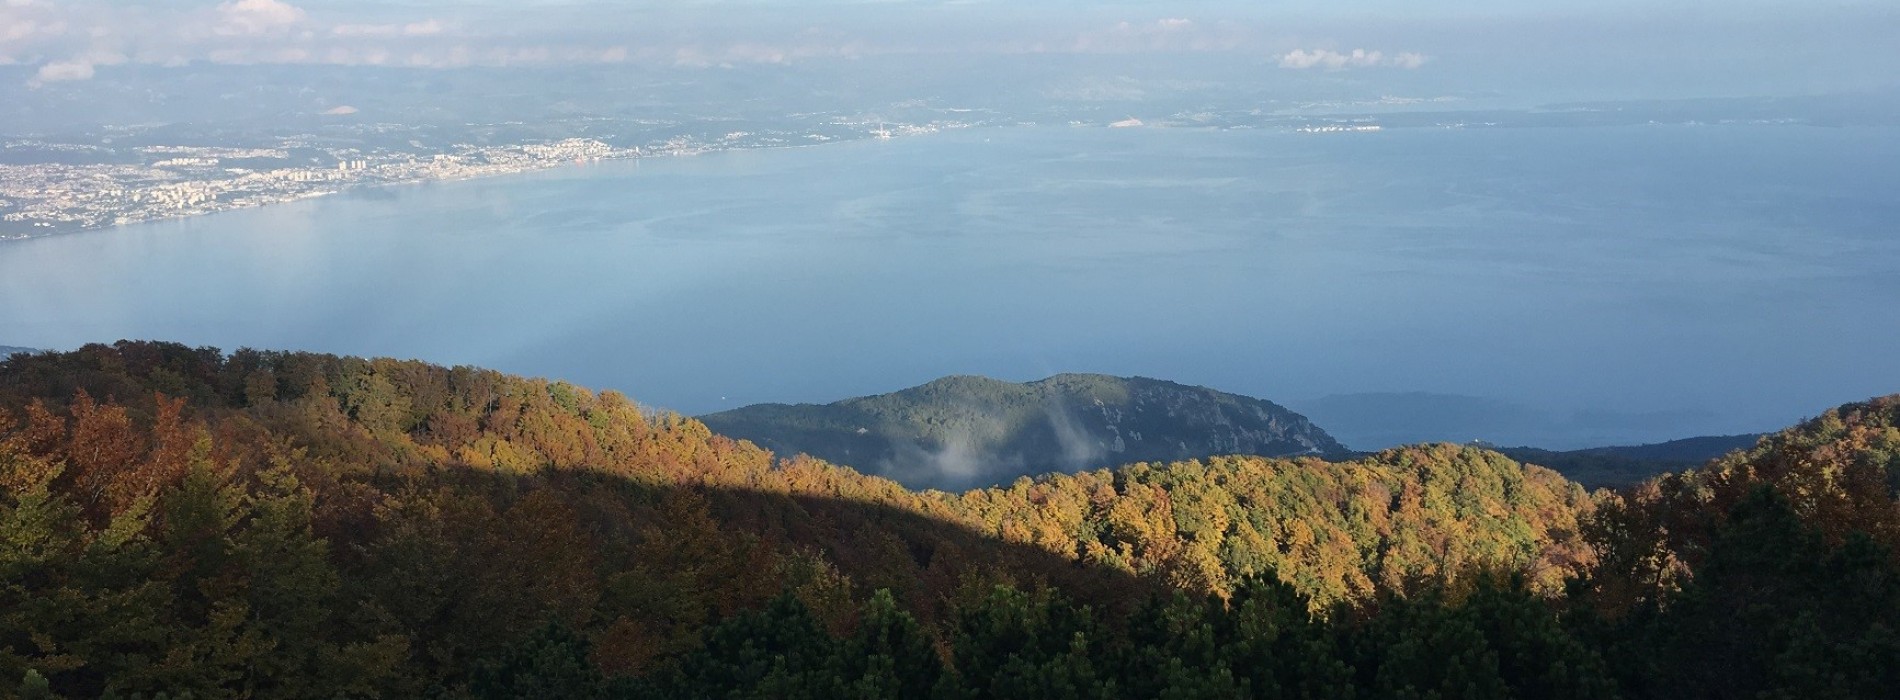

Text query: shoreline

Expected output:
[0,124,975,243]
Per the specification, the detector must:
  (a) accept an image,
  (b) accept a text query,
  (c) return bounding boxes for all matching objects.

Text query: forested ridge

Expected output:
[700,373,1345,490]
[0,342,1894,698]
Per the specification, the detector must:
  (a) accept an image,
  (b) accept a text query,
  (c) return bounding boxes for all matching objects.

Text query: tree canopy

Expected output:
[0,341,1893,698]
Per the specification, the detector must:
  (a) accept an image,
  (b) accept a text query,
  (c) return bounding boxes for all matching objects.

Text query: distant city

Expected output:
[0,118,975,238]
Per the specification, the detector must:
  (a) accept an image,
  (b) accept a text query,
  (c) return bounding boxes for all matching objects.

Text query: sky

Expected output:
[3,0,1896,99]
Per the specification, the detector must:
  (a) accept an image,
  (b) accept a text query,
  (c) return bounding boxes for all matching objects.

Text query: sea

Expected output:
[4,124,1897,448]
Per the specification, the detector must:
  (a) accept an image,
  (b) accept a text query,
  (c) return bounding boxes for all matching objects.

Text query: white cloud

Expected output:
[402,20,443,37]
[0,0,66,57]
[1066,17,1249,53]
[215,0,306,36]
[5,1,1436,79]
[33,58,93,82]
[332,19,441,38]
[331,23,399,38]
[27,48,121,85]
[1279,48,1428,70]
[321,105,358,115]
[1,17,64,44]
[672,40,866,68]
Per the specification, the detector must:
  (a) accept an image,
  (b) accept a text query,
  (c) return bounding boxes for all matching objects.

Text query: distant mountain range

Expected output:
[1495,434,1765,488]
[1288,391,1732,451]
[700,374,1345,490]
[0,345,41,357]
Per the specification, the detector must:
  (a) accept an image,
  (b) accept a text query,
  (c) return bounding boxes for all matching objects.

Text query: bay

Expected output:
[3,124,1897,448]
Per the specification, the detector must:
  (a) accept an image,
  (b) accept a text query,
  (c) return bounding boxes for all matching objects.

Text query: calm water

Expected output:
[4,125,1898,447]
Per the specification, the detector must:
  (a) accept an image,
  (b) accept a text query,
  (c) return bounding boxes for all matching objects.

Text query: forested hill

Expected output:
[1,342,1895,699]
[0,342,1584,697]
[700,373,1347,490]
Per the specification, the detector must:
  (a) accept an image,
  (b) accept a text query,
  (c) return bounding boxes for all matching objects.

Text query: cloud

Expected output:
[1,17,64,44]
[0,0,67,60]
[27,48,122,86]
[1279,48,1380,69]
[331,23,398,38]
[1045,401,1106,472]
[331,19,443,38]
[6,1,1433,79]
[33,58,93,82]
[401,20,443,37]
[1066,17,1249,53]
[321,105,358,115]
[881,425,1023,489]
[215,0,306,36]
[670,40,866,68]
[1279,48,1428,70]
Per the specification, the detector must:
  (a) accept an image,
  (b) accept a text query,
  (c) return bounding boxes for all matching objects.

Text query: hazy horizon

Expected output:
[5,0,1896,99]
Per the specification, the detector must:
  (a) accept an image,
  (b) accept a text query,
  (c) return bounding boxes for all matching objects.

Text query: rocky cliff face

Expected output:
[701,373,1346,490]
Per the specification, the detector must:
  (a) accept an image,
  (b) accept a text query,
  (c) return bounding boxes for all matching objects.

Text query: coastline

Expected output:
[0,123,974,243]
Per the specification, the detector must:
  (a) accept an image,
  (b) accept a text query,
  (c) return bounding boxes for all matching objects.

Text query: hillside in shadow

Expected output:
[0,396,1160,695]
[0,341,1599,696]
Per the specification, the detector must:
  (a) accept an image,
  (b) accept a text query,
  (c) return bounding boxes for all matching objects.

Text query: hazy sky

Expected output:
[1,1,1895,104]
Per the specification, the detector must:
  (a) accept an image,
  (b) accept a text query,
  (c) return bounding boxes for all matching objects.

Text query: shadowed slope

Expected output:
[1575,394,1900,615]
[0,341,1594,696]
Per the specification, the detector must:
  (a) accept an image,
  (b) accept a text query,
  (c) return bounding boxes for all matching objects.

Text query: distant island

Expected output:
[701,373,1346,490]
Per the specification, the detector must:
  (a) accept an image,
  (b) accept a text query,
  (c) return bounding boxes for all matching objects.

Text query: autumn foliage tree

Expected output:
[0,342,1893,698]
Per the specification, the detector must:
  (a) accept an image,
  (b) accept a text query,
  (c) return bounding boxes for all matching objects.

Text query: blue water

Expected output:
[4,125,1897,447]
